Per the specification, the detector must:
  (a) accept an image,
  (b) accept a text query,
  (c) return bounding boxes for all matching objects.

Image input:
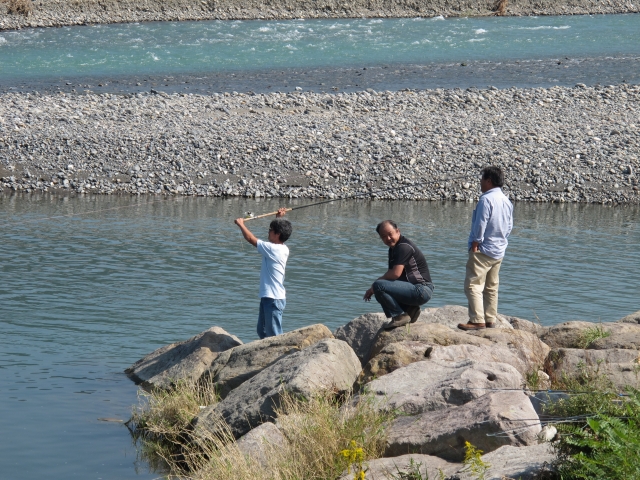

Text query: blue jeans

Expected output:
[373,280,434,318]
[257,297,285,339]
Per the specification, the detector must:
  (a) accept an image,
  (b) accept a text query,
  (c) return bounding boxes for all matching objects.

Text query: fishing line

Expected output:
[243,172,478,221]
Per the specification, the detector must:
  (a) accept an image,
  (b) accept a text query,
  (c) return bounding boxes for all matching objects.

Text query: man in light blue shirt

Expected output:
[458,166,513,331]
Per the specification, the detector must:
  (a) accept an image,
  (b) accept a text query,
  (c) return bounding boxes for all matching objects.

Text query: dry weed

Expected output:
[494,0,508,16]
[190,390,392,480]
[1,0,33,16]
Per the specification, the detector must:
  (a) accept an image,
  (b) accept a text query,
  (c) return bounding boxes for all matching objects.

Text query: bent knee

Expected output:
[372,280,386,293]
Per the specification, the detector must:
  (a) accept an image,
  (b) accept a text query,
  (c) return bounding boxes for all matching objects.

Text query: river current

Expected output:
[0,195,638,478]
[1,14,640,93]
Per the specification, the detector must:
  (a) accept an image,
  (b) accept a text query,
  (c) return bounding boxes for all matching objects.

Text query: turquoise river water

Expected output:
[1,14,640,93]
[0,195,638,478]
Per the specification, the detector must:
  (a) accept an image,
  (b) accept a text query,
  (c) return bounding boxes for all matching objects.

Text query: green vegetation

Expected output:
[578,324,611,349]
[543,369,640,480]
[129,384,393,480]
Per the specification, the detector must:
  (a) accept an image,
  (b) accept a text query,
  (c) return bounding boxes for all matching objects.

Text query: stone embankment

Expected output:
[1,84,639,203]
[126,304,640,479]
[1,0,639,31]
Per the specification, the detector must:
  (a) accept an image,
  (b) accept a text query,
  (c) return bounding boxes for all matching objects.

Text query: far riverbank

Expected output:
[1,83,638,204]
[1,0,639,31]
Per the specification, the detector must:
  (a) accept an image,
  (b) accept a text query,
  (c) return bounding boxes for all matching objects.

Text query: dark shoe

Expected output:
[407,306,421,324]
[384,314,411,330]
[457,322,486,331]
[485,322,496,328]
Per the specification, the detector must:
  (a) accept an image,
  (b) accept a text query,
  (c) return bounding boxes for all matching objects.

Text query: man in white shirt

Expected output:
[458,166,513,331]
[235,208,291,339]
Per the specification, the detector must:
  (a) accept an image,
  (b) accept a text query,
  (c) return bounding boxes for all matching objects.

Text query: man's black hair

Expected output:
[270,218,292,243]
[376,219,398,234]
[482,166,504,188]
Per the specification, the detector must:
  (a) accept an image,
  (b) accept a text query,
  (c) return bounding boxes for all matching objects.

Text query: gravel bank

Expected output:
[1,84,638,204]
[1,0,639,30]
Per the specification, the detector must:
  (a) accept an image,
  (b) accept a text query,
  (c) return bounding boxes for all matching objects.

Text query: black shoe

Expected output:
[384,314,411,330]
[407,306,421,323]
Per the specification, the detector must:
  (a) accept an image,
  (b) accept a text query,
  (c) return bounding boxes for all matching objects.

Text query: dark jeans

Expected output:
[373,280,434,318]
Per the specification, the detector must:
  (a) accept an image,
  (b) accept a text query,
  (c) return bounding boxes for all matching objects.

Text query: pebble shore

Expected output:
[1,0,639,31]
[1,83,639,204]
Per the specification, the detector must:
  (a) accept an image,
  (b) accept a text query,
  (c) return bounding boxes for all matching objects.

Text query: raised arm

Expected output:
[234,217,258,247]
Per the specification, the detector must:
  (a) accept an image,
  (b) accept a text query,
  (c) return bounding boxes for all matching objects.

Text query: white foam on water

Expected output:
[474,28,487,34]
[0,36,6,45]
[432,15,446,21]
[258,27,272,32]
[368,19,383,24]
[149,52,159,61]
[468,38,485,42]
[519,25,571,30]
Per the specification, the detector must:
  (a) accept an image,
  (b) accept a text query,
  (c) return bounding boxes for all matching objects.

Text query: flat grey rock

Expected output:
[385,391,541,461]
[361,359,524,415]
[541,321,640,349]
[545,347,640,390]
[207,324,333,399]
[361,340,531,384]
[125,326,242,390]
[369,322,494,361]
[452,443,555,480]
[236,422,287,468]
[195,338,361,438]
[466,328,551,374]
[334,312,388,366]
[420,304,513,330]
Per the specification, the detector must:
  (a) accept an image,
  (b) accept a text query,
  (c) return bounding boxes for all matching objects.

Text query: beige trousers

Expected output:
[464,251,503,324]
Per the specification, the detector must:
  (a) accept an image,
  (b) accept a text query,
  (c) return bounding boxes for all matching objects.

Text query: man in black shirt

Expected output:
[363,220,434,329]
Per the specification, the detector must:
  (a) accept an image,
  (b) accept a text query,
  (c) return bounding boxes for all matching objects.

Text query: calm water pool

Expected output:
[0,194,638,478]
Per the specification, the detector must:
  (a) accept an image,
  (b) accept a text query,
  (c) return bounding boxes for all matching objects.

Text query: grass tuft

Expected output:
[129,384,394,479]
[578,324,611,349]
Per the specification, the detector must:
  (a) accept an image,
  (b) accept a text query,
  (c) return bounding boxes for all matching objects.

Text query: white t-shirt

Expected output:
[256,239,289,299]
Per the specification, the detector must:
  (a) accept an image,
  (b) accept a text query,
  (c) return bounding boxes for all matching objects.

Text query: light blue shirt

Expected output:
[468,187,513,259]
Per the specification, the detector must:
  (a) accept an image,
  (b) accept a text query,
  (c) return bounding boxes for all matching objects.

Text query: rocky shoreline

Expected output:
[1,0,639,31]
[125,304,640,479]
[1,83,639,204]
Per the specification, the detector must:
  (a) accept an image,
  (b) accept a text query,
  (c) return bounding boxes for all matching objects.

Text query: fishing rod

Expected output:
[243,172,477,221]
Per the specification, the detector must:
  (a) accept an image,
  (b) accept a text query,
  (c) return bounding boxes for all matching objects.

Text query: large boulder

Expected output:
[206,324,333,399]
[361,359,524,415]
[452,443,556,480]
[384,391,541,461]
[618,309,640,324]
[361,341,531,384]
[125,327,242,390]
[419,305,513,330]
[545,348,640,390]
[195,339,361,439]
[236,422,287,468]
[369,322,493,360]
[338,454,459,480]
[334,313,388,366]
[541,321,640,350]
[467,329,551,373]
[507,316,549,336]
